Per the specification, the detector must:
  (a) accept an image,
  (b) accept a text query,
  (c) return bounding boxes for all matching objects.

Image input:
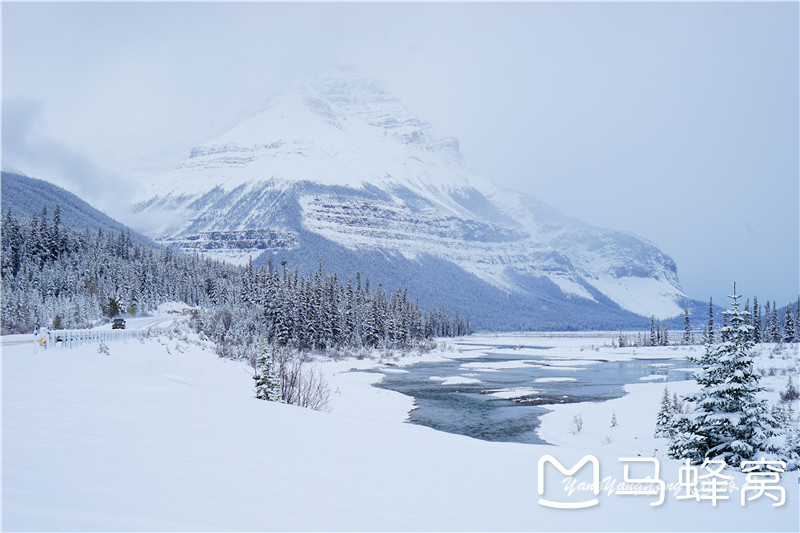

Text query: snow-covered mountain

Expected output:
[135,67,687,329]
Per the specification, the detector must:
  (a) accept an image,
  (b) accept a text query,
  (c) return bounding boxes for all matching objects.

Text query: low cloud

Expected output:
[2,96,136,222]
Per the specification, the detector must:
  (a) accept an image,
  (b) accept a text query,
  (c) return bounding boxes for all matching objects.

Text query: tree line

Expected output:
[196,257,471,361]
[0,206,470,354]
[616,295,799,348]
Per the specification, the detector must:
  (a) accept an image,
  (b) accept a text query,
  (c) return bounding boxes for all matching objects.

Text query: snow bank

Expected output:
[430,376,481,385]
[534,377,577,383]
[537,379,700,453]
[484,387,541,400]
[461,360,536,370]
[316,359,414,423]
[155,301,198,315]
[3,333,797,532]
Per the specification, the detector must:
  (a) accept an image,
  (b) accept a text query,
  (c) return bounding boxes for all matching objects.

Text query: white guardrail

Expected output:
[40,328,156,349]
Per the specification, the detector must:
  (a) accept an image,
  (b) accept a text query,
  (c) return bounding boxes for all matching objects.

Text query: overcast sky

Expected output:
[2,2,798,306]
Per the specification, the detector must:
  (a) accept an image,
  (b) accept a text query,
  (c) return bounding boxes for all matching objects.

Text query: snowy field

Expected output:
[2,328,798,531]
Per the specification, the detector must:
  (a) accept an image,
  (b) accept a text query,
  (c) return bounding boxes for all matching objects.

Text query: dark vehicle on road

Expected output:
[112,318,126,329]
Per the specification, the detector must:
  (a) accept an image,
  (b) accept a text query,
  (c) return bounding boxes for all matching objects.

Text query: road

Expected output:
[92,316,181,331]
[0,316,183,347]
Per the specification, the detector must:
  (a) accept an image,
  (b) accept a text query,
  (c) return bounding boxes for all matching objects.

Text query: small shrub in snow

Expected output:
[571,414,584,434]
[671,392,686,415]
[265,345,331,411]
[97,341,110,356]
[654,386,673,438]
[781,376,799,402]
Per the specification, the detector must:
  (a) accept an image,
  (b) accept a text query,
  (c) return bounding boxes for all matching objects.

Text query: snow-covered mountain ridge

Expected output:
[136,68,687,327]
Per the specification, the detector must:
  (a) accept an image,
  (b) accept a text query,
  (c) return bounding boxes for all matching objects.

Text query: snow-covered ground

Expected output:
[2,329,798,531]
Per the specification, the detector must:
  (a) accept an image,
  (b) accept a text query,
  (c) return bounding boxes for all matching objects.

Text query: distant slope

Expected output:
[1,172,158,247]
[263,229,653,331]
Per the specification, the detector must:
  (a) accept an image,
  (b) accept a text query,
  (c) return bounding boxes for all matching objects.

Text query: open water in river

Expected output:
[372,345,694,445]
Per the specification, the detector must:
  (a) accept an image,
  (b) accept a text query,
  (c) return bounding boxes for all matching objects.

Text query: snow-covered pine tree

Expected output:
[364,291,383,348]
[27,211,41,266]
[751,296,761,343]
[669,284,779,467]
[783,404,800,470]
[783,304,795,343]
[683,307,691,345]
[781,375,799,402]
[771,301,780,343]
[327,273,341,347]
[721,313,729,342]
[655,386,674,437]
[771,404,789,427]
[650,316,656,346]
[763,300,771,342]
[796,296,800,343]
[707,297,714,344]
[668,412,704,462]
[343,278,355,344]
[38,206,49,263]
[1,208,22,278]
[49,204,62,261]
[672,392,682,414]
[743,299,750,341]
[254,344,283,402]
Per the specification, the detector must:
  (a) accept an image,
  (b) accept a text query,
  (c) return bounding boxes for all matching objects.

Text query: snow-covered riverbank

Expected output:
[320,333,799,456]
[3,330,798,531]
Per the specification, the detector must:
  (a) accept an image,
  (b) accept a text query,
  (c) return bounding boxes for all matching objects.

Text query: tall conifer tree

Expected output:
[669,284,778,466]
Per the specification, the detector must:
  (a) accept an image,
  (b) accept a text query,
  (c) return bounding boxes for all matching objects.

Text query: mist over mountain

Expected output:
[2,171,157,248]
[134,67,690,330]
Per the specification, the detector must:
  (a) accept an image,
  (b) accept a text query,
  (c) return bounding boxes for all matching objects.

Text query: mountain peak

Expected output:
[215,65,426,147]
[309,64,393,98]
[147,70,476,198]
[136,70,687,326]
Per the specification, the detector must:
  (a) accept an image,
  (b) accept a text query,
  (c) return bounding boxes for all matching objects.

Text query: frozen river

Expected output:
[373,343,695,445]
